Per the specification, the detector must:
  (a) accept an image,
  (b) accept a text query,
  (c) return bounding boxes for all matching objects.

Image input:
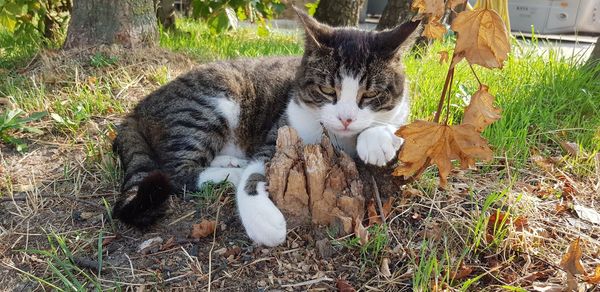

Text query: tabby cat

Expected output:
[112,8,420,247]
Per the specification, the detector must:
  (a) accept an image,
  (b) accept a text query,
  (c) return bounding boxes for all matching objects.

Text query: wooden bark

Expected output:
[266,127,365,235]
[64,0,158,49]
[156,0,176,30]
[314,0,366,27]
[376,0,411,30]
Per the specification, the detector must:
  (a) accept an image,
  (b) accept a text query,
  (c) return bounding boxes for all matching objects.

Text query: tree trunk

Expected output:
[314,0,366,27]
[63,0,158,49]
[156,0,176,30]
[587,37,600,66]
[376,0,411,30]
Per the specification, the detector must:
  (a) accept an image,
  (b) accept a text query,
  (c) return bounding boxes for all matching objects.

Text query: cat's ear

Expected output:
[375,20,422,56]
[292,6,333,50]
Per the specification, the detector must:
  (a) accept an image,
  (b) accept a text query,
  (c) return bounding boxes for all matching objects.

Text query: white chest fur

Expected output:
[286,101,358,156]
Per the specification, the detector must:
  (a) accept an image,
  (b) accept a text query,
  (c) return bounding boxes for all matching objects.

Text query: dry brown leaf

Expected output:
[411,0,445,19]
[555,203,570,214]
[190,219,217,239]
[107,128,117,142]
[423,19,447,40]
[101,236,117,247]
[438,51,449,64]
[353,216,369,246]
[160,237,177,251]
[513,216,528,231]
[382,197,393,219]
[447,0,466,10]
[394,121,493,187]
[367,201,381,226]
[586,266,600,284]
[367,198,394,226]
[463,84,501,132]
[560,141,580,156]
[450,265,473,281]
[487,212,528,232]
[336,279,357,292]
[560,238,587,291]
[450,8,510,69]
[402,187,422,197]
[531,155,554,172]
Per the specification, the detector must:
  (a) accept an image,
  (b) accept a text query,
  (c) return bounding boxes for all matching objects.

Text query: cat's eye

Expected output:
[318,85,336,96]
[363,91,379,99]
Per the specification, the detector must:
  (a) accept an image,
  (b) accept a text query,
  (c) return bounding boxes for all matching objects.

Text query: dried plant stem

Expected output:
[404,60,457,184]
[433,65,456,123]
[444,69,455,125]
[469,63,482,86]
[371,176,386,224]
[207,192,225,292]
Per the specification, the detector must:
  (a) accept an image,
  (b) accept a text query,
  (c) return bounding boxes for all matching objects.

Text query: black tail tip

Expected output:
[112,171,173,228]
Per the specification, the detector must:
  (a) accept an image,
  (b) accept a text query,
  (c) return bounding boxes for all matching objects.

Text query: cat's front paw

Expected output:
[356,127,403,167]
[238,182,287,247]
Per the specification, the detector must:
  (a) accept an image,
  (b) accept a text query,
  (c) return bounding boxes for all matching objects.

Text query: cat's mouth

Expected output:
[328,126,361,137]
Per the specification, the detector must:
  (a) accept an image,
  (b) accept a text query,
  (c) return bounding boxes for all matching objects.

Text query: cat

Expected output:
[111,7,420,247]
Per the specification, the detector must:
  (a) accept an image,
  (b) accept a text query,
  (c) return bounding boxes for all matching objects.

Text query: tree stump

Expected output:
[266,127,365,235]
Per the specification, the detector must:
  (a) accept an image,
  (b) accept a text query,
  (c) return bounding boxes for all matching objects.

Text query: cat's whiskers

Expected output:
[371,120,398,127]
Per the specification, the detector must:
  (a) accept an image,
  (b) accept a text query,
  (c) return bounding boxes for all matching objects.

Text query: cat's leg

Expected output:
[356,125,403,166]
[234,118,287,247]
[236,160,287,247]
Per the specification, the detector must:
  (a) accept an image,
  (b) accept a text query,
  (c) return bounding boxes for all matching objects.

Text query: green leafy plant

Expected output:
[190,0,285,34]
[0,0,71,41]
[305,0,319,16]
[0,109,46,152]
[23,232,101,291]
[89,52,118,68]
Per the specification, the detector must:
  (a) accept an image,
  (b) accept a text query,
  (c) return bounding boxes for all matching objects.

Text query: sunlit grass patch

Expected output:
[405,37,600,165]
[160,19,303,61]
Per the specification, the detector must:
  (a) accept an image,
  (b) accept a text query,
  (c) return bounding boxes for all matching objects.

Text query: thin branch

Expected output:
[207,188,226,292]
[371,176,386,224]
[469,63,482,86]
[1,194,105,210]
[433,66,455,123]
[444,69,455,125]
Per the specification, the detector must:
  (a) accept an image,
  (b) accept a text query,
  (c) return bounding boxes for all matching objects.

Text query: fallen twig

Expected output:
[281,277,334,288]
[370,176,387,224]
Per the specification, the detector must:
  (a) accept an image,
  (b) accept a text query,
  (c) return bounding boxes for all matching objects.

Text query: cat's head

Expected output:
[293,7,420,137]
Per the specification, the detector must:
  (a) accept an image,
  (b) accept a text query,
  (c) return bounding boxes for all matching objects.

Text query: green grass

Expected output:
[332,223,390,267]
[160,19,303,61]
[0,29,41,70]
[22,232,102,291]
[405,37,600,164]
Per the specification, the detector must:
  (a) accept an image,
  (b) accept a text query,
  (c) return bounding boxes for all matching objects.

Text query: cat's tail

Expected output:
[111,117,173,227]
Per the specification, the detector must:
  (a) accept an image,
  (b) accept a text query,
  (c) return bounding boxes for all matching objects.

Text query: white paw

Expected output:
[198,167,243,188]
[210,155,249,168]
[237,182,287,247]
[356,127,403,167]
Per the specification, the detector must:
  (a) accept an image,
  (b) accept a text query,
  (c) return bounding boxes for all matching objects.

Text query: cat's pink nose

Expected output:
[339,117,353,129]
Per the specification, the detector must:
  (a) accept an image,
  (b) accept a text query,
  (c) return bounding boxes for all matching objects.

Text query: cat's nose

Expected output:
[339,117,353,129]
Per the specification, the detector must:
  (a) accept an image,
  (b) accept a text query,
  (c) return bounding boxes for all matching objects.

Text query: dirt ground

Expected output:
[1,49,599,291]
